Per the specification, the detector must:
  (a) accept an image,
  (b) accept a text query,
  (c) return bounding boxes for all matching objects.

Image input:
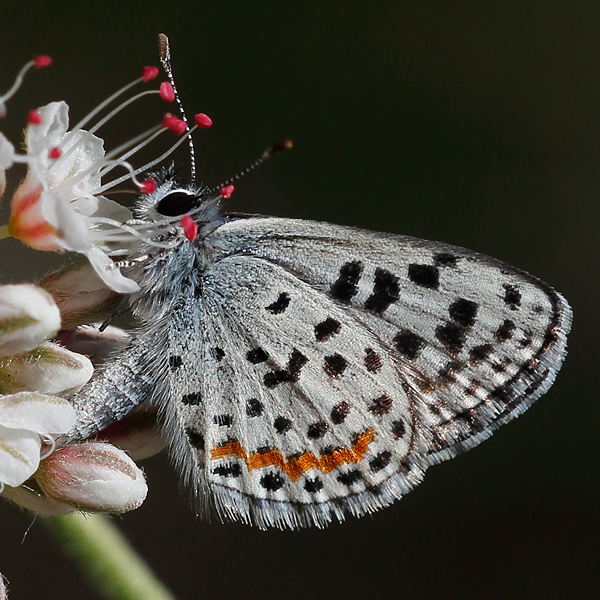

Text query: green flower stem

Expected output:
[0,225,9,241]
[44,512,177,600]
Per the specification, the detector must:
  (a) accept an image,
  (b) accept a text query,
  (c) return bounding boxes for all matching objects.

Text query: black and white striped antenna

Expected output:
[158,33,196,182]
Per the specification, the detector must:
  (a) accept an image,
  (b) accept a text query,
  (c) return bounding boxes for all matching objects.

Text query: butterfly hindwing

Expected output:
[167,254,420,528]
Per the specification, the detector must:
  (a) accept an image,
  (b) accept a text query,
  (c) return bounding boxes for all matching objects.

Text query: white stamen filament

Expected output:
[70,77,144,133]
[97,124,199,192]
[88,216,180,249]
[88,90,161,134]
[104,125,164,161]
[39,435,56,460]
[0,59,35,104]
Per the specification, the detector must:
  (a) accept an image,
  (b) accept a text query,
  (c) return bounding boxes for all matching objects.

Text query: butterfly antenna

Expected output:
[209,139,293,194]
[158,33,196,182]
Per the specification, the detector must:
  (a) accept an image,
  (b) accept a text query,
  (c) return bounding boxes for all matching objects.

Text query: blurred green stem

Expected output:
[43,512,177,600]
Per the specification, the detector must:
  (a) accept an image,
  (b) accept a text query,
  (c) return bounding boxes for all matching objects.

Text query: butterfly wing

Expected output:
[165,217,571,529]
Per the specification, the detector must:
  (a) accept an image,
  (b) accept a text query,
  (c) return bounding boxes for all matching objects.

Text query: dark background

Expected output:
[0,2,598,599]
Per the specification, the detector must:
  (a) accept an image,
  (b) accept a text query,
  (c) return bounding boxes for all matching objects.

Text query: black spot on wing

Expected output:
[408,264,439,289]
[364,348,382,372]
[337,469,363,486]
[264,349,308,388]
[181,392,202,406]
[323,354,348,378]
[331,401,351,424]
[436,361,461,386]
[364,268,399,314]
[266,292,291,314]
[304,477,324,493]
[246,398,264,417]
[274,416,292,434]
[391,420,406,439]
[260,472,284,491]
[314,318,341,342]
[368,394,393,416]
[495,319,516,341]
[212,463,242,478]
[435,322,466,354]
[169,356,182,370]
[449,298,478,328]
[330,261,363,304]
[213,414,233,426]
[394,330,426,360]
[307,421,329,439]
[369,451,392,473]
[434,253,458,267]
[185,428,205,449]
[503,284,521,309]
[210,347,225,361]
[470,344,494,364]
[246,347,269,364]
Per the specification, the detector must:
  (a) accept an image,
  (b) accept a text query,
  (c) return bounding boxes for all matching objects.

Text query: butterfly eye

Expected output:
[155,190,198,217]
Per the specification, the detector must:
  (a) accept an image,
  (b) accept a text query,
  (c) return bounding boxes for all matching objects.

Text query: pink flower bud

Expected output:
[0,285,60,358]
[35,442,147,513]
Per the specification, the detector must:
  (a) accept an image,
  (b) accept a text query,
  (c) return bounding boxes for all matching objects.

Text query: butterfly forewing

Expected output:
[159,217,571,528]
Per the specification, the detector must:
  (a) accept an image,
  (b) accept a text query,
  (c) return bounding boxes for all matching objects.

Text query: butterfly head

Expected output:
[133,165,223,244]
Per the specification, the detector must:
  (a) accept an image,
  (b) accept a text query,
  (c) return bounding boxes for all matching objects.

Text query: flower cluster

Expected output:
[1,57,212,294]
[0,50,219,600]
[0,283,149,515]
[0,55,201,521]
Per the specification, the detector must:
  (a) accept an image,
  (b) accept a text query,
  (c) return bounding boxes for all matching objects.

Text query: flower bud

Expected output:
[0,285,61,357]
[57,325,129,366]
[0,392,76,487]
[0,341,93,395]
[35,442,148,513]
[99,408,166,460]
[39,261,125,330]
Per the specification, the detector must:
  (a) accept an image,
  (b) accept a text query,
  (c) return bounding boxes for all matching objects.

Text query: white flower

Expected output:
[0,284,61,358]
[2,57,215,295]
[7,102,139,293]
[0,133,15,169]
[0,392,76,488]
[0,341,94,395]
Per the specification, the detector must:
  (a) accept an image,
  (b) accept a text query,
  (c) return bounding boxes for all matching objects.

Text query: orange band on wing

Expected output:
[210,428,375,481]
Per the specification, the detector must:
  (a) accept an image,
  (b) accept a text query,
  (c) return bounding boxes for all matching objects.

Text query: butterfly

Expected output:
[65,37,572,530]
